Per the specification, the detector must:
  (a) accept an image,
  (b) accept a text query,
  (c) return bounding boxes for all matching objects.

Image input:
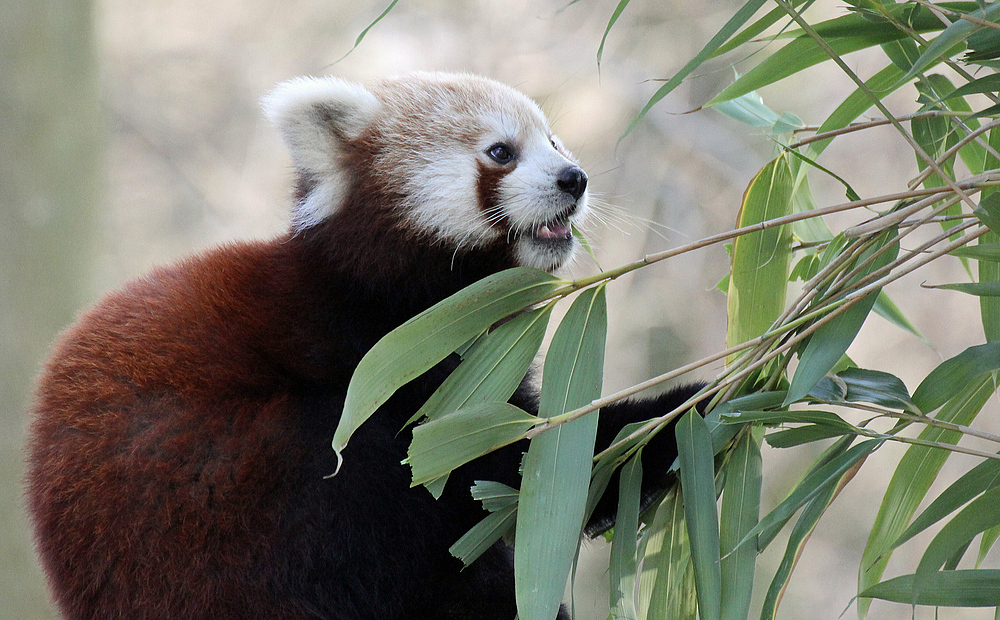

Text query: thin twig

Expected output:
[788,111,968,150]
[912,0,1000,34]
[909,119,1000,190]
[829,400,1000,445]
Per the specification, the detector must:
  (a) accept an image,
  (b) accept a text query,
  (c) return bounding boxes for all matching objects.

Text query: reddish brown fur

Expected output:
[27,74,701,620]
[26,121,522,617]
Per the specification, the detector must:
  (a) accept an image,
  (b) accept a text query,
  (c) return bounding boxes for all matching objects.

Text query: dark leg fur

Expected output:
[585,382,708,535]
[430,381,707,619]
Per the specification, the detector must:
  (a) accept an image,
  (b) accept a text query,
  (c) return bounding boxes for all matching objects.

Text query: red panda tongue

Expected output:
[535,221,572,240]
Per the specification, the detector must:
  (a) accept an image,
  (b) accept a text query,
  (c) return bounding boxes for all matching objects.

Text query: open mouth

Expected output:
[531,219,573,242]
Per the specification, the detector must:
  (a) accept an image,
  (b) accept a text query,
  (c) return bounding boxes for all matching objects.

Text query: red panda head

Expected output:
[262,72,588,272]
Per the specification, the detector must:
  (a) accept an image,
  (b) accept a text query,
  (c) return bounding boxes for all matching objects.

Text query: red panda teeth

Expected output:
[534,221,572,240]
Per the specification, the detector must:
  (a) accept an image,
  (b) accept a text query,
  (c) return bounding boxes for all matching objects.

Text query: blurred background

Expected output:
[2,0,996,618]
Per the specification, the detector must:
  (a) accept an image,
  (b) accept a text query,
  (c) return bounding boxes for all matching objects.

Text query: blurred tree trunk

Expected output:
[0,0,100,617]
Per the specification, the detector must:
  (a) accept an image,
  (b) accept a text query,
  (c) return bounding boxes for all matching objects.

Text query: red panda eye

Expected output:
[487,143,515,164]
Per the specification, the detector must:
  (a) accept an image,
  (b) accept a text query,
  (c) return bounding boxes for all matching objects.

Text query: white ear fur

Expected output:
[262,76,381,229]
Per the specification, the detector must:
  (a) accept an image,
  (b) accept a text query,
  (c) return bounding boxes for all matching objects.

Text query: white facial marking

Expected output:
[265,72,589,270]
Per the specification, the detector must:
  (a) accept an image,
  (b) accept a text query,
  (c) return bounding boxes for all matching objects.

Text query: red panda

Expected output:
[26,72,703,620]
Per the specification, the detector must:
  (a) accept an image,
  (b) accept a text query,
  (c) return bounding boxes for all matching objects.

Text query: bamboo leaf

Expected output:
[832,367,915,411]
[597,0,632,68]
[610,454,643,620]
[861,569,1000,606]
[912,341,1000,412]
[914,487,1000,602]
[722,409,859,432]
[410,304,553,425]
[450,504,518,567]
[405,403,539,486]
[334,0,400,62]
[711,0,810,58]
[675,408,722,620]
[622,0,770,139]
[950,242,1000,262]
[895,2,1000,86]
[335,268,560,459]
[785,228,900,405]
[873,290,924,339]
[983,128,1000,341]
[727,154,794,360]
[759,448,860,619]
[892,454,1000,550]
[639,488,697,620]
[719,431,762,620]
[924,282,1000,296]
[471,480,520,512]
[515,286,607,620]
[782,2,980,40]
[708,32,912,107]
[857,375,995,619]
[736,438,880,553]
[766,424,859,448]
[976,194,1000,234]
[978,524,1000,567]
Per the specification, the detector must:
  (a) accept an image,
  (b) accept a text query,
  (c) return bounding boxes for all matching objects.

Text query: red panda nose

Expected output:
[557,166,588,201]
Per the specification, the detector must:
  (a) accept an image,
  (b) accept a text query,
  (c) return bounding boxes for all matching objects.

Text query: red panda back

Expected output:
[26,240,316,619]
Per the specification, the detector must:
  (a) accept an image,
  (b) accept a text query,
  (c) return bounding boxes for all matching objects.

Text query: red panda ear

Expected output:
[262,77,381,229]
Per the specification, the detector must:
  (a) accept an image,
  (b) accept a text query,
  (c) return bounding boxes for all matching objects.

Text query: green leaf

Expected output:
[925,282,1000,296]
[450,504,518,567]
[514,285,607,620]
[895,2,1000,86]
[586,421,648,524]
[638,487,697,620]
[981,128,1000,341]
[736,438,880,553]
[976,194,1000,234]
[914,487,1000,602]
[857,375,996,619]
[622,0,770,139]
[835,366,915,411]
[805,64,906,159]
[861,569,1000,606]
[714,89,805,134]
[719,431,761,620]
[950,242,1000,262]
[872,290,924,340]
[409,304,553,425]
[912,341,1000,412]
[765,424,858,448]
[405,402,539,486]
[471,480,520,512]
[721,409,858,433]
[675,408,722,620]
[609,454,642,620]
[708,32,911,107]
[760,472,840,619]
[711,0,810,58]
[334,0,400,62]
[892,454,1000,550]
[335,268,560,459]
[785,228,900,405]
[782,2,981,39]
[935,72,1000,102]
[978,523,1000,567]
[597,0,632,67]
[727,155,794,357]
